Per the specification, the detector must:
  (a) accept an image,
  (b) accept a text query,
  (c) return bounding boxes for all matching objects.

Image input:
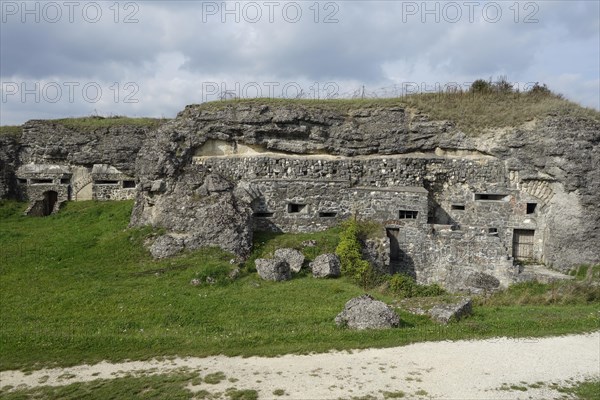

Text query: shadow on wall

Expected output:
[252,216,284,233]
[429,197,456,225]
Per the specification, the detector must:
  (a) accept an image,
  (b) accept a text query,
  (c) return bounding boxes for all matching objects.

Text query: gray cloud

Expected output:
[1,0,598,125]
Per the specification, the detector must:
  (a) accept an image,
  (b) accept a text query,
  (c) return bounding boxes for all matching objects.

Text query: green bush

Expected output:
[470,79,492,93]
[335,219,377,288]
[388,273,446,298]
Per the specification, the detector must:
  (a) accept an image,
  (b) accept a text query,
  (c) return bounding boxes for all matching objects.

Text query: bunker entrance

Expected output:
[387,228,401,263]
[43,191,58,216]
[386,227,417,277]
[513,229,535,261]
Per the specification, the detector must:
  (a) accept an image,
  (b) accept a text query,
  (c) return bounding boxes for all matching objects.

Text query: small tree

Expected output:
[335,219,376,288]
[470,79,492,94]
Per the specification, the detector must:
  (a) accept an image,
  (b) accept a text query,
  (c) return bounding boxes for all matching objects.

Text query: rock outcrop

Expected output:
[0,133,21,199]
[18,119,159,176]
[335,294,400,329]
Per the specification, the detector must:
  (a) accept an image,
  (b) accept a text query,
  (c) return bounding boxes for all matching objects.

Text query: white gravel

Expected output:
[1,332,598,399]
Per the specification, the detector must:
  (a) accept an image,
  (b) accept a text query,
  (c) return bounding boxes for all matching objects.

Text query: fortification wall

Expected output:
[0,134,21,199]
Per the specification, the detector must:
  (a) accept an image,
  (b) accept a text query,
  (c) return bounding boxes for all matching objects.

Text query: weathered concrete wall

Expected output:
[250,179,427,233]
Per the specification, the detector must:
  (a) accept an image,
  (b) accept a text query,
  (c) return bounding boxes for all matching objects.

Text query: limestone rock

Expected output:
[335,294,400,330]
[310,254,341,278]
[0,134,20,199]
[149,235,184,259]
[428,297,472,324]
[255,258,291,281]
[201,173,233,193]
[131,172,255,258]
[274,248,305,273]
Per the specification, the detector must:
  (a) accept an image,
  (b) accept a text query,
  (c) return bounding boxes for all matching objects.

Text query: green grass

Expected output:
[0,200,598,371]
[570,379,600,400]
[0,372,199,399]
[478,280,600,306]
[569,264,600,281]
[189,91,600,134]
[0,125,22,137]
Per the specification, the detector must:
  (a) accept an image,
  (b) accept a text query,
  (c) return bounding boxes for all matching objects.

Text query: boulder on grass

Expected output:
[428,297,472,324]
[310,253,341,278]
[274,248,305,273]
[255,258,291,281]
[335,294,400,330]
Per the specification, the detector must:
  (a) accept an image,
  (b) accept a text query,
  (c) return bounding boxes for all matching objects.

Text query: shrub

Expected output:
[335,219,377,288]
[528,82,552,96]
[470,79,492,93]
[493,76,514,93]
[388,273,446,298]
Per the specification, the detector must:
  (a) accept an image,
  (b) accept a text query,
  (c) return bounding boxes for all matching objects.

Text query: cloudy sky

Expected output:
[1,0,598,125]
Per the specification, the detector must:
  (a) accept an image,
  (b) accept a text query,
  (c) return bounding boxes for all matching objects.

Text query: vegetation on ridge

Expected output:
[52,116,169,131]
[191,80,600,134]
[0,125,22,137]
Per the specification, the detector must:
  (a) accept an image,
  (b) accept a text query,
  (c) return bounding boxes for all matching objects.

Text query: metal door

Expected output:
[513,229,535,260]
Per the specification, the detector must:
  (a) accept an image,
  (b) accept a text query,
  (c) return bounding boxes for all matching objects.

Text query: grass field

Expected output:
[0,200,598,372]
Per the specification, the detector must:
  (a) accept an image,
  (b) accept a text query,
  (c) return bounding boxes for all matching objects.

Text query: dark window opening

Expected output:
[122,180,136,188]
[60,178,70,184]
[253,212,274,218]
[319,211,337,218]
[451,204,465,210]
[526,203,537,214]
[95,180,119,185]
[17,178,27,184]
[31,179,53,184]
[399,210,418,219]
[488,227,498,235]
[475,193,509,201]
[287,203,306,213]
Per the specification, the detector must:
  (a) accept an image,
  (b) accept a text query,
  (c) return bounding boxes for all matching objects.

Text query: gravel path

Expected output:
[1,332,598,399]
